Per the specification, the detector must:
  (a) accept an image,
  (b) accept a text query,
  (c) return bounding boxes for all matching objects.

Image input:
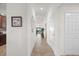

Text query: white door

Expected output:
[65,13,79,55]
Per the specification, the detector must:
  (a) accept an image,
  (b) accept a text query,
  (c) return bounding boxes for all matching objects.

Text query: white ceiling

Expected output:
[31,3,61,26]
[0,3,6,15]
[32,3,61,16]
[0,3,6,11]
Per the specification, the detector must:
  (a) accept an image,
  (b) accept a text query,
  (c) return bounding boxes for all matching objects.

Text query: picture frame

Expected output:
[11,16,22,27]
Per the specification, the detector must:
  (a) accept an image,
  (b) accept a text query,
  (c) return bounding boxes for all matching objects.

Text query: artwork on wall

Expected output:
[11,16,22,27]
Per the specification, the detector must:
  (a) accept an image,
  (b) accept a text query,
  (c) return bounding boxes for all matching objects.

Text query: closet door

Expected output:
[65,13,79,55]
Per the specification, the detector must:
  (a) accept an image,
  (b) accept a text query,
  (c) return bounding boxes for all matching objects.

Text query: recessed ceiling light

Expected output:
[40,8,43,10]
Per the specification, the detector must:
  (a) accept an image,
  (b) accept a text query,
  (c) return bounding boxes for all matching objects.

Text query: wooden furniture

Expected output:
[0,16,6,29]
[0,34,6,46]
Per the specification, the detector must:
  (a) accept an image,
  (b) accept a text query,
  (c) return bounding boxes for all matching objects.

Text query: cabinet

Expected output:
[0,34,6,46]
[0,16,6,29]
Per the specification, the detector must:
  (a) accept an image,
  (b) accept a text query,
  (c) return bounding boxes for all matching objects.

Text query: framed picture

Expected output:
[11,16,22,27]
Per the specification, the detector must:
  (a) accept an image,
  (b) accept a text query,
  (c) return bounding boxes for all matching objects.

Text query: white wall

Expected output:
[47,6,62,56]
[6,3,36,56]
[60,4,79,55]
[0,3,6,14]
[7,3,28,56]
[29,14,37,55]
[49,4,79,56]
[52,8,62,56]
[53,6,65,56]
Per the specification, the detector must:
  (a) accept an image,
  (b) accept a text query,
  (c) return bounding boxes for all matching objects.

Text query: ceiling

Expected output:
[31,3,61,26]
[32,3,61,16]
[0,3,6,15]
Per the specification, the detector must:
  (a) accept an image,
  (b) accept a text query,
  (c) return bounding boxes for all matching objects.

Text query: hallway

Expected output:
[31,34,55,56]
